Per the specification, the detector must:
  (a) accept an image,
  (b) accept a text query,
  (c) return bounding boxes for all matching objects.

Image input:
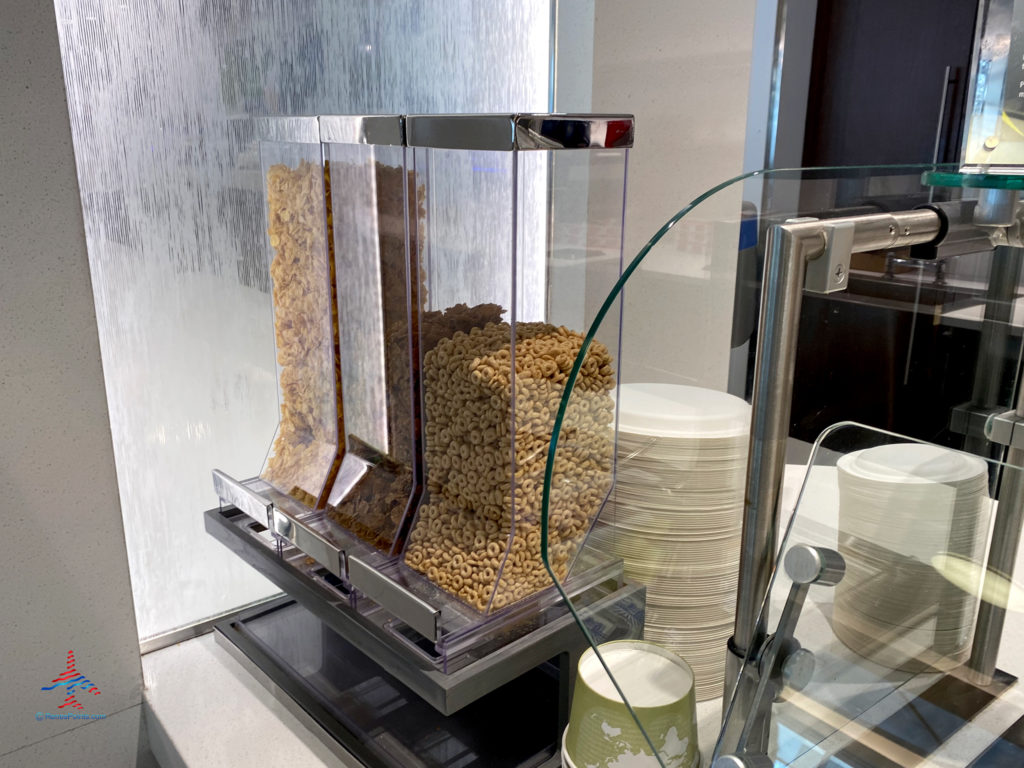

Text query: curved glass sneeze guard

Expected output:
[714,422,1024,767]
[541,164,1024,767]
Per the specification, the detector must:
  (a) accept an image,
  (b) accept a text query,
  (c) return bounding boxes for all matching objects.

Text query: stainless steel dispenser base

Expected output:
[214,597,573,768]
[205,505,645,766]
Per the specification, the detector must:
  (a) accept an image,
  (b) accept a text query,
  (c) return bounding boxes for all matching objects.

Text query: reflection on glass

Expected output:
[933,552,1024,610]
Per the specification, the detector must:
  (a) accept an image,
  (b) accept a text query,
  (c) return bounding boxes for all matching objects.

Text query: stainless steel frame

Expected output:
[254,115,321,144]
[212,469,446,638]
[722,208,943,753]
[205,504,644,714]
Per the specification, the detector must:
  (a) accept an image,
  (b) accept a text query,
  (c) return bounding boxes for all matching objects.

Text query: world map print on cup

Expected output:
[36,650,107,721]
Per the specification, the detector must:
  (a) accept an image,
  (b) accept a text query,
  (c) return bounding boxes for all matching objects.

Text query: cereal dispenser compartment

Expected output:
[400,114,633,620]
[320,115,421,558]
[258,118,343,510]
[227,116,424,596]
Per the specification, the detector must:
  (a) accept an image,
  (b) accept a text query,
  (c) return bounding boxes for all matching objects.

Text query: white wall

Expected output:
[588,0,757,390]
[0,0,144,763]
[743,0,818,172]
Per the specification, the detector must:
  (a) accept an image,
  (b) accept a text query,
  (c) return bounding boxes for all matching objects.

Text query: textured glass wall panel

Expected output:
[54,0,553,639]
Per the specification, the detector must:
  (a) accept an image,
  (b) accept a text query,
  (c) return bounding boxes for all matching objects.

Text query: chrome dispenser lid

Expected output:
[405,113,634,151]
[318,115,405,146]
[255,115,406,145]
[254,116,321,144]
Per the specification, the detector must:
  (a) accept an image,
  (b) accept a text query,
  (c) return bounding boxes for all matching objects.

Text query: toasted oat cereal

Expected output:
[404,320,615,612]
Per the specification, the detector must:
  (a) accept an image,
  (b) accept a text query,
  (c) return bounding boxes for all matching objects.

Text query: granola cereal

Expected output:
[261,159,341,507]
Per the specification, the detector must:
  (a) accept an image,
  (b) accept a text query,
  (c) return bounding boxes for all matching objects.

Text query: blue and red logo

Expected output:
[41,651,101,710]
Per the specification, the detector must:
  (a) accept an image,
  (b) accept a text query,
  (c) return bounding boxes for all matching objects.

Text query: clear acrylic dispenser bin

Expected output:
[399,114,634,622]
[214,117,419,585]
[257,117,343,510]
[212,114,637,678]
[320,115,419,557]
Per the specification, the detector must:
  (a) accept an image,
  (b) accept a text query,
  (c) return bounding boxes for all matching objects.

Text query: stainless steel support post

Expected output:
[976,189,1020,228]
[965,246,1023,458]
[969,446,1024,682]
[970,252,1024,681]
[720,210,942,755]
[723,222,819,738]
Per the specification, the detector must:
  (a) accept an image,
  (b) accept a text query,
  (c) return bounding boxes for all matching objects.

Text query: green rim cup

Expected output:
[563,640,700,768]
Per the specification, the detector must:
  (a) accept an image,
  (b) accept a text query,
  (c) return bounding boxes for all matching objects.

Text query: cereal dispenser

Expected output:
[401,114,633,614]
[208,116,642,763]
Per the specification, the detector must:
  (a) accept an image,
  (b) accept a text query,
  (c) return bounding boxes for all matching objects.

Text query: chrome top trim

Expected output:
[406,114,514,151]
[318,115,405,146]
[254,116,321,144]
[405,113,634,151]
[515,113,634,150]
[212,469,272,526]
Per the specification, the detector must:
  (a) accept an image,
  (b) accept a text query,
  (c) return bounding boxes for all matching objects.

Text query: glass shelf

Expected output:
[924,170,1024,190]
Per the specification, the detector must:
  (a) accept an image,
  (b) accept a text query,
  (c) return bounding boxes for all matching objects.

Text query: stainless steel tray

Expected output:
[205,503,644,714]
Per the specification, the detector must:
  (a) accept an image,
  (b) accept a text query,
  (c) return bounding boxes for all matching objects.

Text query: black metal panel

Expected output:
[216,599,562,768]
[803,0,977,167]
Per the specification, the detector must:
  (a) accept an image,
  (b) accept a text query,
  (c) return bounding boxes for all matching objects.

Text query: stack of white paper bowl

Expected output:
[833,443,990,672]
[595,383,750,701]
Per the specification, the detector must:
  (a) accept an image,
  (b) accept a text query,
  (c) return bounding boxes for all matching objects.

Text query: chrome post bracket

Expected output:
[986,409,1024,450]
[805,220,854,294]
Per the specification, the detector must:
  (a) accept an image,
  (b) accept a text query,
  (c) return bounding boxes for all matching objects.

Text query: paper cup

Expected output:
[564,640,700,768]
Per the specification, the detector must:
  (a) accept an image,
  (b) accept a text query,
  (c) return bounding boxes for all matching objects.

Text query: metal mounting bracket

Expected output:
[986,409,1024,450]
[805,220,855,294]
